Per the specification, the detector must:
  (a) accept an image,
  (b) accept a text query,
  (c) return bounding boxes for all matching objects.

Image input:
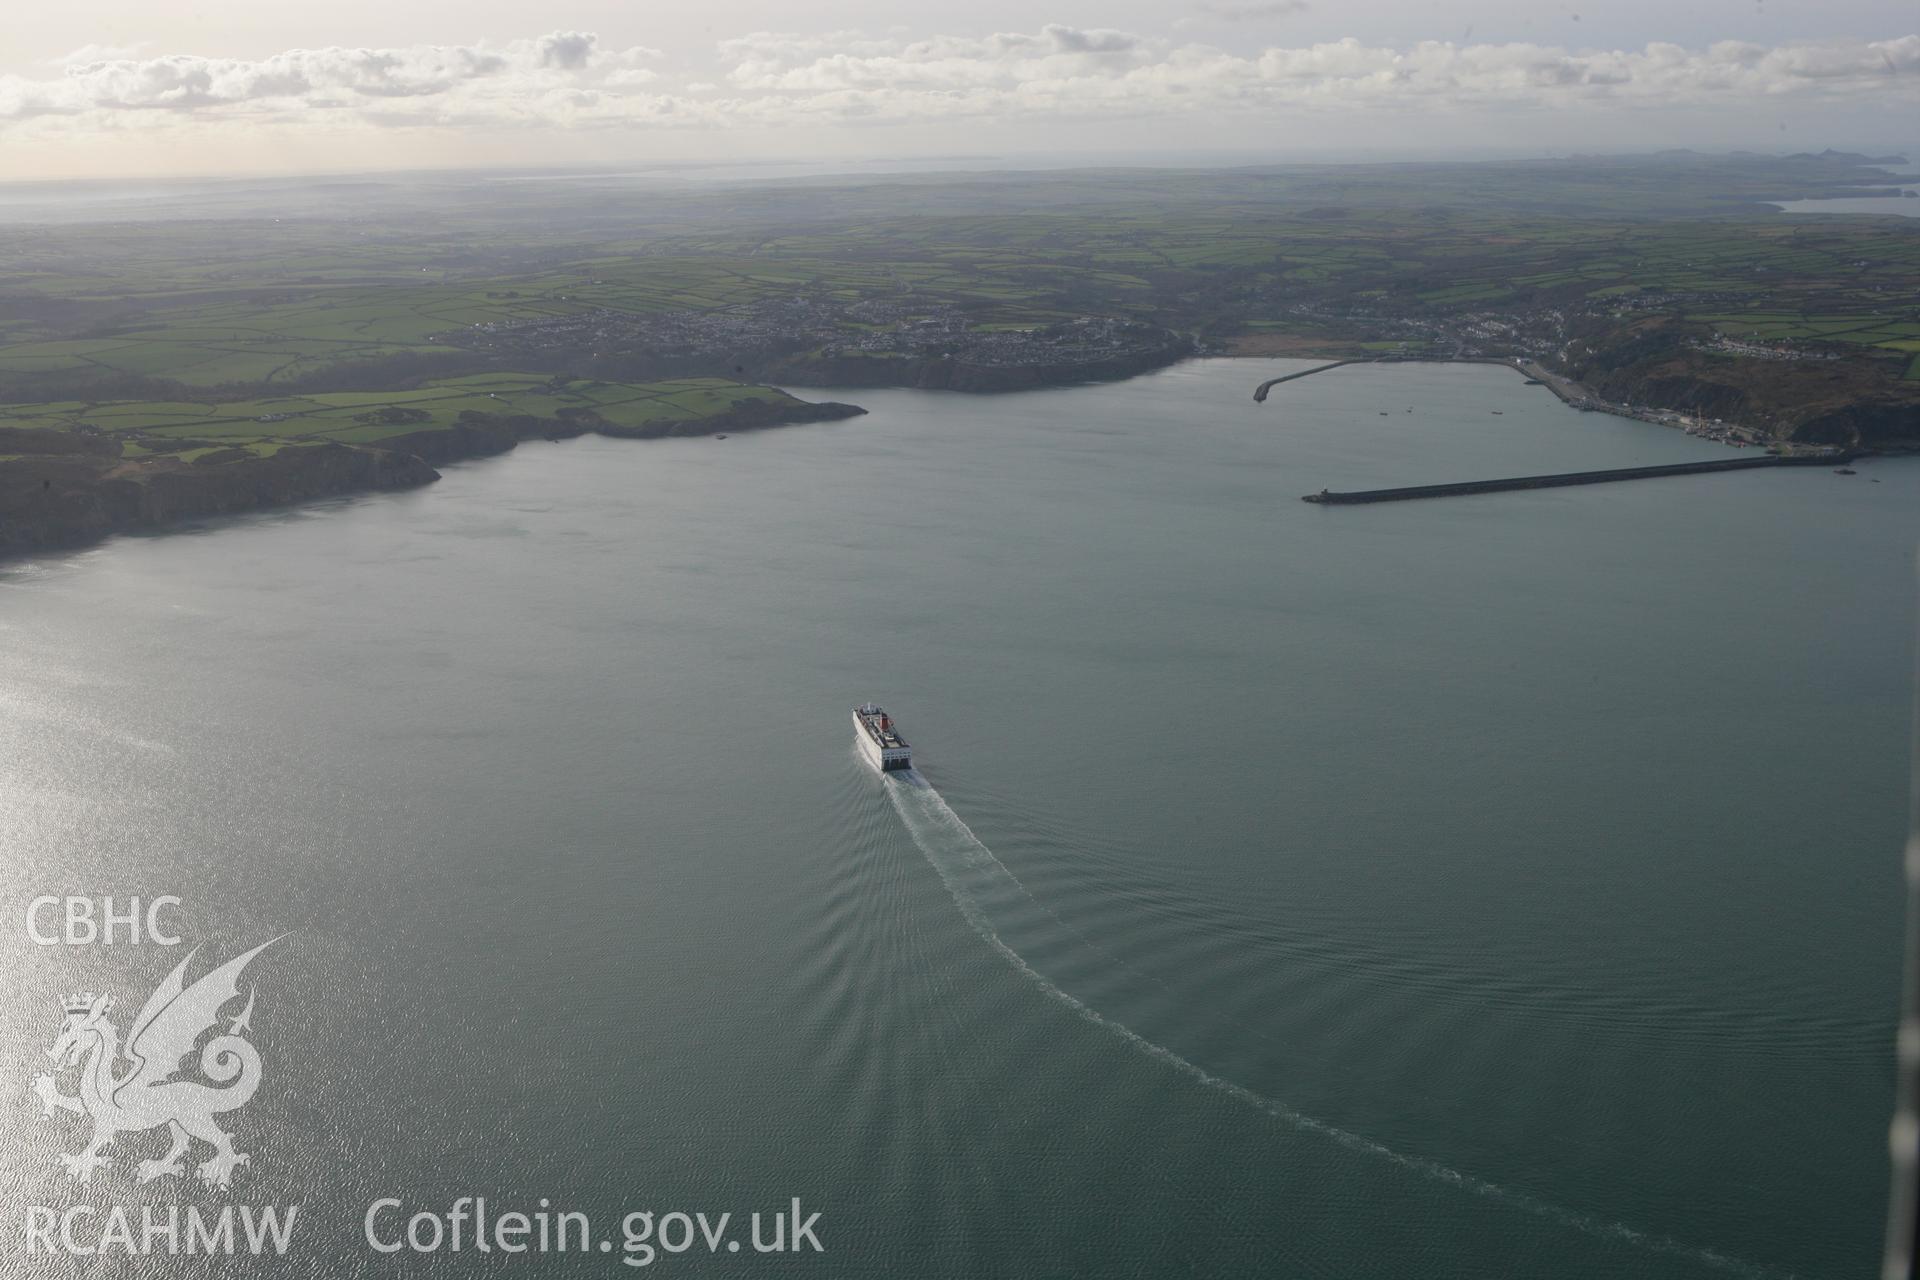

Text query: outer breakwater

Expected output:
[1301,455,1841,505]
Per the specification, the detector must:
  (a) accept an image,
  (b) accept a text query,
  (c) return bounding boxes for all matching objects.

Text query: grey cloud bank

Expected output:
[0,23,1913,167]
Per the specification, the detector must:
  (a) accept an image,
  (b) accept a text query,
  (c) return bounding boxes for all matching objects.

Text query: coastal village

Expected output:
[438,296,1181,373]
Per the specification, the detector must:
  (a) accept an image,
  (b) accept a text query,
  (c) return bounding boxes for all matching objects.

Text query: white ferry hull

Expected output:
[852,706,912,772]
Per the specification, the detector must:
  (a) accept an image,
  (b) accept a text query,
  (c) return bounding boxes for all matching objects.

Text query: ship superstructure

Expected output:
[852,703,912,772]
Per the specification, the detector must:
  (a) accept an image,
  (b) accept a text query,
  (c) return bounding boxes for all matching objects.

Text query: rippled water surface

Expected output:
[1,359,1912,1276]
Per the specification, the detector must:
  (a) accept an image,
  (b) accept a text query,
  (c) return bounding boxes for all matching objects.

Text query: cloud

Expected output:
[0,30,674,129]
[536,31,597,71]
[51,43,148,68]
[708,28,1920,124]
[0,26,1914,138]
[719,25,1166,97]
[1197,0,1310,21]
[1038,25,1140,54]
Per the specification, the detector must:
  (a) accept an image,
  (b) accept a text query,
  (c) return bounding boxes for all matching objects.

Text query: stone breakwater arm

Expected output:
[1254,361,1363,402]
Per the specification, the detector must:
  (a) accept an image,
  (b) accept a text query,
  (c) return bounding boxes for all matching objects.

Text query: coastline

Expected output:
[0,393,865,561]
[1230,332,1918,451]
[0,340,1188,565]
[1,347,1880,566]
[1240,349,1863,454]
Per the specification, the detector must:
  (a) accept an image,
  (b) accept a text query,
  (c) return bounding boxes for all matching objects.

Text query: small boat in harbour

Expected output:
[853,703,912,772]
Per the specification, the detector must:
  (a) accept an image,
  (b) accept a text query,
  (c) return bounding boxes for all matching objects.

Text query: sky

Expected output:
[0,0,1915,181]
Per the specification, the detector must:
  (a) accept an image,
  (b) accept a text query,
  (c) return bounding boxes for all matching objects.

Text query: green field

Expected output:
[1692,312,1920,347]
[9,203,1917,388]
[0,153,1914,432]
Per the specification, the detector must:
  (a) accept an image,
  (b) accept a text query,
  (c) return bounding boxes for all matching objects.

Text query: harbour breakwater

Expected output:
[1301,455,1843,505]
[1253,361,1360,402]
[1251,353,1918,451]
[1254,356,1587,405]
[1250,355,1731,440]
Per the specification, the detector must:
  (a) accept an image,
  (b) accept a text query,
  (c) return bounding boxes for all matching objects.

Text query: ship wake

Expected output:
[882,768,1787,1280]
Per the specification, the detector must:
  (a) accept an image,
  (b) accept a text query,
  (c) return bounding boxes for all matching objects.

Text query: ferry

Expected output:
[852,703,912,772]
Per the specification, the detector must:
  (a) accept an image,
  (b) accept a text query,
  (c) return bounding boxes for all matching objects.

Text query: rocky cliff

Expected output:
[0,394,867,559]
[0,442,439,556]
[1567,318,1920,447]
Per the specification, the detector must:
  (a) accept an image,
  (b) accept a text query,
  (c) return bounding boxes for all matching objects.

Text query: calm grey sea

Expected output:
[1770,192,1920,216]
[1,358,1911,1277]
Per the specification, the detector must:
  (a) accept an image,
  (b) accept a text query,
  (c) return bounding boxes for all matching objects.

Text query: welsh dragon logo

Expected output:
[30,939,280,1190]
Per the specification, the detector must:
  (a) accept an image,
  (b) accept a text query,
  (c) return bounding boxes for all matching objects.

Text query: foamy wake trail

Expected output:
[884,771,1791,1280]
